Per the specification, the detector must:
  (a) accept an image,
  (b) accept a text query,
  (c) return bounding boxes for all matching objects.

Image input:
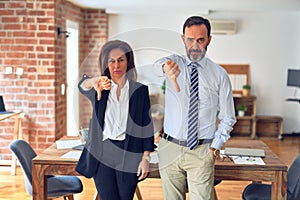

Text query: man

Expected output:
[155,16,236,200]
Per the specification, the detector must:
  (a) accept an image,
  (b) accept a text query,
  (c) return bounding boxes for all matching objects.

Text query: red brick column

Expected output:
[0,0,107,158]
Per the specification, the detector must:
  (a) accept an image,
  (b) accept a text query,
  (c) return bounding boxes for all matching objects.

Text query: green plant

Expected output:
[242,84,251,90]
[161,80,166,94]
[236,103,247,111]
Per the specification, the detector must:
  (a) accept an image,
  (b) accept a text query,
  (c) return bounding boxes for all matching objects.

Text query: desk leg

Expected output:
[272,170,287,200]
[11,153,17,175]
[32,163,48,200]
[135,186,143,200]
[251,118,256,139]
[11,115,22,175]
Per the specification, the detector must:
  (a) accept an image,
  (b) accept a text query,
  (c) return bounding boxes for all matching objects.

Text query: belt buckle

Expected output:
[178,139,185,146]
[165,134,169,140]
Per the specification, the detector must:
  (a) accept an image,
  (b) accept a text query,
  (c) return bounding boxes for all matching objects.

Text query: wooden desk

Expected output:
[215,139,287,200]
[0,111,23,175]
[32,138,287,200]
[147,139,287,200]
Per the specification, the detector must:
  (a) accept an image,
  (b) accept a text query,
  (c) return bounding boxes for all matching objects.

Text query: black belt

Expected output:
[162,133,213,147]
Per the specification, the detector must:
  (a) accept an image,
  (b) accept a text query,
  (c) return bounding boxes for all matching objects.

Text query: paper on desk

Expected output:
[150,151,159,164]
[230,156,265,165]
[56,140,82,149]
[60,151,82,160]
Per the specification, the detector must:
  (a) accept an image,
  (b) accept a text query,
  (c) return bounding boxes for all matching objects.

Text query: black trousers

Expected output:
[93,139,139,200]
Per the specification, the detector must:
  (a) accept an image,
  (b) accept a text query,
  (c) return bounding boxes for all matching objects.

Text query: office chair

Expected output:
[9,139,83,200]
[242,155,300,200]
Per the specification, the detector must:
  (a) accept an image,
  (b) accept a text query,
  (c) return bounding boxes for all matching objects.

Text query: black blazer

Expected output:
[75,75,155,178]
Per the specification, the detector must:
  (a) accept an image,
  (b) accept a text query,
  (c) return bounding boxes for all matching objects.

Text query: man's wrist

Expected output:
[210,148,220,157]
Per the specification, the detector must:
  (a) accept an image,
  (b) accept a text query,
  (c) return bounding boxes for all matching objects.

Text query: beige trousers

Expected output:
[157,138,215,200]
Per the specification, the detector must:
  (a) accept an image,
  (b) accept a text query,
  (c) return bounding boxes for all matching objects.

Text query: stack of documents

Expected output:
[229,156,265,165]
[150,151,158,164]
[60,151,82,160]
[56,140,83,160]
[223,147,266,165]
[56,139,82,149]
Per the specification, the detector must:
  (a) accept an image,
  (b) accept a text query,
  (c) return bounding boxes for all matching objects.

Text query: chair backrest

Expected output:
[287,155,300,200]
[9,139,37,195]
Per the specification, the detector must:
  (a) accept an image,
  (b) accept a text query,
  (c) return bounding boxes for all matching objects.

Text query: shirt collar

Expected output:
[184,55,206,68]
[111,79,129,90]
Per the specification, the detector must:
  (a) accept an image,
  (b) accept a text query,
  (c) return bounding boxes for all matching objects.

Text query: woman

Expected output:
[76,40,155,200]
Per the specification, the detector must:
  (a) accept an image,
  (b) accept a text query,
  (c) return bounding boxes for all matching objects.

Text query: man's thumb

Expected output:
[171,79,180,92]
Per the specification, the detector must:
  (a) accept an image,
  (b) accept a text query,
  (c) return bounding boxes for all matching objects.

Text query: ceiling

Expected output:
[67,0,300,14]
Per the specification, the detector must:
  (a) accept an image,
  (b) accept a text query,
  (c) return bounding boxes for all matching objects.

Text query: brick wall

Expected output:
[0,0,107,160]
[79,9,108,128]
[0,0,31,160]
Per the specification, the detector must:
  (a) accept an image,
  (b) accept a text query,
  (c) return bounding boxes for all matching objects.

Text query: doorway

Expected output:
[66,20,79,136]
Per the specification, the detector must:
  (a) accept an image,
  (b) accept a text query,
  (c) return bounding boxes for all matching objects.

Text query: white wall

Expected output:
[108,11,300,134]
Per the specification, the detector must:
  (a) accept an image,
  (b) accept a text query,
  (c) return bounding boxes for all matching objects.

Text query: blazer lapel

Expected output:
[95,90,110,130]
[128,81,138,121]
[124,81,138,150]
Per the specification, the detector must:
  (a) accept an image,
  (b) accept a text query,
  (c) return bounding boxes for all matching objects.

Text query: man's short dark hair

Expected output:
[183,16,211,37]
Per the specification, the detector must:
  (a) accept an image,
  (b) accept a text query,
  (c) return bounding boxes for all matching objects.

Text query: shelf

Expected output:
[236,116,255,120]
[232,96,257,138]
[256,116,283,138]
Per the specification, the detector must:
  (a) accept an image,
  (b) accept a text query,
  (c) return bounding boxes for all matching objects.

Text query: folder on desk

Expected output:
[224,147,265,157]
[72,144,84,151]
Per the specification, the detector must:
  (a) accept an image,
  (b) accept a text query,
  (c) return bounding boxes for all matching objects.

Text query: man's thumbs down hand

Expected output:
[163,60,181,92]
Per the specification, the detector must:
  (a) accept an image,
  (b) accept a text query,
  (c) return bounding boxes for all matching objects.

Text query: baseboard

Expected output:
[281,132,300,137]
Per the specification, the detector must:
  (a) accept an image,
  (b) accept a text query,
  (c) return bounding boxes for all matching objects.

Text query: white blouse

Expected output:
[102,80,129,141]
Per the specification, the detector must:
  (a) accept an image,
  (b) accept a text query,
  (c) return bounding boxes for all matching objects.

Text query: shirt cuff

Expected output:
[211,130,231,149]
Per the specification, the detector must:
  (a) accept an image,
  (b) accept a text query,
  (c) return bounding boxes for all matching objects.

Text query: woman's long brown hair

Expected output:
[98,40,137,81]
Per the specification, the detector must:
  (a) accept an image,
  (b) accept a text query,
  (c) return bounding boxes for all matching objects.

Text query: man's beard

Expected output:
[187,47,207,62]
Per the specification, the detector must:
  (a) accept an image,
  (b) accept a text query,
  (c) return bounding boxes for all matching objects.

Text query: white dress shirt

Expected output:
[154,54,236,149]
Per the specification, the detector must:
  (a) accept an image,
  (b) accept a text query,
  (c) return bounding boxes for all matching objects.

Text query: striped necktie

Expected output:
[187,63,199,150]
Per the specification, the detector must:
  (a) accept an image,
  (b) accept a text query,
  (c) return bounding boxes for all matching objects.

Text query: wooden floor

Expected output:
[0,136,299,200]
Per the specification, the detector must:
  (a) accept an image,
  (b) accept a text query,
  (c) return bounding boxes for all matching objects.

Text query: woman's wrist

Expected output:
[142,155,151,162]
[142,151,151,162]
